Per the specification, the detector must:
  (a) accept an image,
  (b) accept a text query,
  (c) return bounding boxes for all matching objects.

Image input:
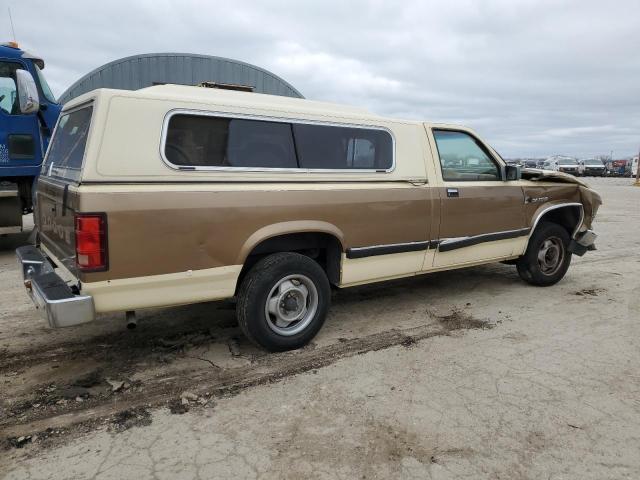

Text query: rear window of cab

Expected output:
[163,112,394,171]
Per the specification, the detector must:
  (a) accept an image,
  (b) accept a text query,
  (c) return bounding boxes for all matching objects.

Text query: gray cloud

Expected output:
[3,0,639,157]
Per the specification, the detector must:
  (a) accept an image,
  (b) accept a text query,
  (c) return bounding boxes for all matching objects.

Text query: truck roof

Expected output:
[64,84,455,128]
[0,42,45,68]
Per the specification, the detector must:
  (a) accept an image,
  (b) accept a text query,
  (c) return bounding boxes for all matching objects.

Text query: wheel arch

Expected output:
[235,221,345,291]
[528,202,584,242]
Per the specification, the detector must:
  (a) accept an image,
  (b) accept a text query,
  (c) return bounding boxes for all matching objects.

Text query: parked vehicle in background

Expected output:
[542,159,555,170]
[0,42,62,234]
[557,157,581,175]
[16,85,602,351]
[523,159,539,169]
[605,159,630,177]
[580,158,606,176]
[633,156,639,178]
[543,156,581,175]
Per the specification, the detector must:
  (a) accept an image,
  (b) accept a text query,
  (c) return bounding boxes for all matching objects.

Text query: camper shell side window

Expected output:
[161,110,395,172]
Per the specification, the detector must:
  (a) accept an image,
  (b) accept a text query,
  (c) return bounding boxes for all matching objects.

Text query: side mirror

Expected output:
[504,164,522,181]
[16,69,40,114]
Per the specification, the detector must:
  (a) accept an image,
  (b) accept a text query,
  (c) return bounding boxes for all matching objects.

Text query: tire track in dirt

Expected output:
[1,310,492,444]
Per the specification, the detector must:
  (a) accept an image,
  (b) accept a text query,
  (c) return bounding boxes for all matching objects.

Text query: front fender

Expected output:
[529,202,584,238]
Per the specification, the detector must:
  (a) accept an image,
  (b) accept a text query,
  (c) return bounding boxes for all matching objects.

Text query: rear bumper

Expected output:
[16,245,95,328]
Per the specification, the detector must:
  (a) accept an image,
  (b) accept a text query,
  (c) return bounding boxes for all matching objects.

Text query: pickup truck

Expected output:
[16,85,601,351]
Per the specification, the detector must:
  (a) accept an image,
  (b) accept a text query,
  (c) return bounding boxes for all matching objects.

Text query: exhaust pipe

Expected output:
[125,310,137,329]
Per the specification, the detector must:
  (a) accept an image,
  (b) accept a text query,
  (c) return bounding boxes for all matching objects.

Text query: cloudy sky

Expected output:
[3,0,639,157]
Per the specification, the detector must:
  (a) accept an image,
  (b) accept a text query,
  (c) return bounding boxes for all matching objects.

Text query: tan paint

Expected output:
[72,89,431,184]
[340,251,425,286]
[433,237,527,268]
[341,237,527,287]
[31,87,602,314]
[82,265,242,313]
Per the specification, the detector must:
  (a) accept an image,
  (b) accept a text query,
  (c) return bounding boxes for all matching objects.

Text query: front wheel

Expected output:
[517,222,572,286]
[237,252,331,351]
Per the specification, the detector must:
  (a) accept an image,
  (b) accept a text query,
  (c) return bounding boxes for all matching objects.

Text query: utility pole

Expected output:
[635,145,640,186]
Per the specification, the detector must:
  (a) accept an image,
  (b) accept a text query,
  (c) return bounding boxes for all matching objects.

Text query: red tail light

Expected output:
[75,213,108,272]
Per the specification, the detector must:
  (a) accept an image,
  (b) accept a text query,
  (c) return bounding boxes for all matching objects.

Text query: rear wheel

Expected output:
[517,222,572,286]
[237,252,331,351]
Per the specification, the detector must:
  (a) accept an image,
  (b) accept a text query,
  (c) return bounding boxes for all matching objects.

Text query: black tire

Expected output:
[516,222,572,286]
[237,252,331,351]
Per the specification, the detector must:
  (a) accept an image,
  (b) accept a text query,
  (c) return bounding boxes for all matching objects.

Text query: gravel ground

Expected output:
[1,177,639,479]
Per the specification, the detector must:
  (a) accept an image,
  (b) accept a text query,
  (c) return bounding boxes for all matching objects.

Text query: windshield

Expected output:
[34,65,57,103]
[585,159,603,165]
[559,158,578,165]
[0,61,23,114]
[42,105,93,182]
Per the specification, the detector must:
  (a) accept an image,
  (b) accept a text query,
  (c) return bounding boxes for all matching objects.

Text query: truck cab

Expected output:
[0,41,61,233]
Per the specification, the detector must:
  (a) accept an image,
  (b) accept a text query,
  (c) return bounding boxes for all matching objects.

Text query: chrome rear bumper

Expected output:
[16,246,95,328]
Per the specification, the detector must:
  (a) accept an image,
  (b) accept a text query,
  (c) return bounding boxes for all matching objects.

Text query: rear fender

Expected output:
[237,221,345,265]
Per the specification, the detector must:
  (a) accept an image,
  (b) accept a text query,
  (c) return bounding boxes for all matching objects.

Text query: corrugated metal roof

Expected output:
[58,52,303,104]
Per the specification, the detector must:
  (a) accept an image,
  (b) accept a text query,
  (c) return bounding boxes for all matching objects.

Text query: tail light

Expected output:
[75,213,108,272]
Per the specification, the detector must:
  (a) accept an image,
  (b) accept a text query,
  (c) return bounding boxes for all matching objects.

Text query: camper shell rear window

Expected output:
[162,111,394,172]
[42,105,93,182]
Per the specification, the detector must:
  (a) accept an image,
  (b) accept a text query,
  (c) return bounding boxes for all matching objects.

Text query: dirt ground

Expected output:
[1,177,639,479]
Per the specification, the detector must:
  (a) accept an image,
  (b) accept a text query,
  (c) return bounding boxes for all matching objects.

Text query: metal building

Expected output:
[58,52,303,104]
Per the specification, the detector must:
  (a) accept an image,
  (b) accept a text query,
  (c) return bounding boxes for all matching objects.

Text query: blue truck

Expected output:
[0,41,61,234]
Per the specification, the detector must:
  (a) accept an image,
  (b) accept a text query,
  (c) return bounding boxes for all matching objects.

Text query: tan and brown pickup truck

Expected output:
[16,85,601,351]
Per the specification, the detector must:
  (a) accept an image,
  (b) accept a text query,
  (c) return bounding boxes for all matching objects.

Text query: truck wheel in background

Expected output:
[237,252,331,351]
[516,222,572,286]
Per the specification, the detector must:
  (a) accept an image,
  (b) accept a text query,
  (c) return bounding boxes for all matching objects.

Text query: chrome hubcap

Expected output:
[537,236,564,276]
[265,274,318,336]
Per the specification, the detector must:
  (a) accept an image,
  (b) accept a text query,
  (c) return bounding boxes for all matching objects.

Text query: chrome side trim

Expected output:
[529,202,584,239]
[346,240,429,259]
[159,108,396,174]
[438,228,531,253]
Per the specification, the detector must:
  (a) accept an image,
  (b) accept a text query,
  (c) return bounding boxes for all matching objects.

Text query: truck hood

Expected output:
[522,168,602,229]
[521,168,590,187]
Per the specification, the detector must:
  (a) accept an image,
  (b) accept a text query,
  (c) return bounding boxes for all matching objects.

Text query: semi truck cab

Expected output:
[0,41,61,234]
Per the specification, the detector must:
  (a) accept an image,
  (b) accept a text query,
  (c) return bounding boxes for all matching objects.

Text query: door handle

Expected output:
[446,188,459,198]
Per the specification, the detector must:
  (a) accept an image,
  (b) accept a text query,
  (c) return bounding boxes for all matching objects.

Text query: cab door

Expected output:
[427,128,528,268]
[0,60,42,172]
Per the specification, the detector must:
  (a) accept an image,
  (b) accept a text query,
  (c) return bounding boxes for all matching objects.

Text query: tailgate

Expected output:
[37,178,79,275]
[36,104,94,276]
